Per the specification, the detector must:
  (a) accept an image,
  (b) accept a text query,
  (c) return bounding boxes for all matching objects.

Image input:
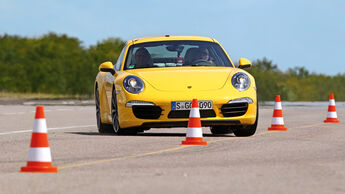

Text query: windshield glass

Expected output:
[124,41,233,70]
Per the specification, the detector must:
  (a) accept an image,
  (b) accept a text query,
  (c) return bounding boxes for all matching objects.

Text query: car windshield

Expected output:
[124,41,233,70]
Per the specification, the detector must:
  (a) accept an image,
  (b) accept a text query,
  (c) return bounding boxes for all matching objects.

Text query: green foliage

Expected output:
[247,58,345,101]
[0,33,125,96]
[0,33,344,101]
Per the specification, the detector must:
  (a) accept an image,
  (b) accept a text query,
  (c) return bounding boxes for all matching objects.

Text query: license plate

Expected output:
[171,100,213,110]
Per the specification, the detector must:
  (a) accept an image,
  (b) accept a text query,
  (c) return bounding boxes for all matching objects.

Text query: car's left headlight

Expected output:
[123,75,145,94]
[231,72,251,91]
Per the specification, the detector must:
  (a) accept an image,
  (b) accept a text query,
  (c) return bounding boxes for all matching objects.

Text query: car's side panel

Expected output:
[95,72,113,123]
[95,42,131,124]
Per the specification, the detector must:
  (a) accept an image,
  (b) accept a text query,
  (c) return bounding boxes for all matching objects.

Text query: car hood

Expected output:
[130,67,235,91]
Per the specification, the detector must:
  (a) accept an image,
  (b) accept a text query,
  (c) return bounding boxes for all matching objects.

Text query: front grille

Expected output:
[168,110,216,118]
[221,103,248,117]
[132,106,162,119]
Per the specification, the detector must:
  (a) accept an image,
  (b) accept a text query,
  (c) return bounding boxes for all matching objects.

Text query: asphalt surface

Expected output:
[0,104,344,194]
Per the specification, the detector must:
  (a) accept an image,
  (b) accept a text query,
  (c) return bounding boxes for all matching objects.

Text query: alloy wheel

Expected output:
[111,91,121,133]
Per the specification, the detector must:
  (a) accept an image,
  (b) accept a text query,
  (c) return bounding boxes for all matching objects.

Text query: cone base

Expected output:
[268,125,288,131]
[324,118,340,123]
[181,137,207,145]
[20,166,58,173]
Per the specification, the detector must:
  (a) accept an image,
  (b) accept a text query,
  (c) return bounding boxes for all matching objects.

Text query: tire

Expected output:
[95,86,115,134]
[210,126,233,135]
[111,89,137,135]
[233,103,258,137]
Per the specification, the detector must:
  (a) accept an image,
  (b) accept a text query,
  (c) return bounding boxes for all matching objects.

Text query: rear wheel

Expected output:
[95,86,115,134]
[233,104,258,137]
[111,90,137,135]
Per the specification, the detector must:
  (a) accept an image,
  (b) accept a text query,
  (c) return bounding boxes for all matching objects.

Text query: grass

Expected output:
[0,92,92,100]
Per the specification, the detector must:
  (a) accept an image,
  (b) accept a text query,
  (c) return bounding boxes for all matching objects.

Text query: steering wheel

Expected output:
[191,59,212,66]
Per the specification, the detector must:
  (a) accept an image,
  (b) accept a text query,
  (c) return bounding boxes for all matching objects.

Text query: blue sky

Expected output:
[1,0,344,75]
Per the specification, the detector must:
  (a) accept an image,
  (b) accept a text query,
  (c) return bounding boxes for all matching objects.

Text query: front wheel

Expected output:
[210,126,233,135]
[111,90,137,135]
[233,104,258,137]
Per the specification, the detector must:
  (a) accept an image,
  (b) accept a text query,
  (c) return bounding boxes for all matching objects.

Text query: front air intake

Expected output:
[132,106,162,119]
[168,110,216,118]
[221,103,248,117]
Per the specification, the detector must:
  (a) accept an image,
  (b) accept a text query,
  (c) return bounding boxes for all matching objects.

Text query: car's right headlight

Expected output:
[123,75,145,94]
[231,72,251,91]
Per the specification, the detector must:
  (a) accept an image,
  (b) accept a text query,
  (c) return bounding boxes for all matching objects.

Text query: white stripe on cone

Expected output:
[189,107,200,118]
[28,147,52,162]
[32,119,48,133]
[186,128,203,137]
[329,99,335,106]
[327,112,338,118]
[274,102,282,110]
[271,117,285,125]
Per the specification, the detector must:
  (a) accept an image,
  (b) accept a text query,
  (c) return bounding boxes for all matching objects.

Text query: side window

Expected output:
[115,46,127,71]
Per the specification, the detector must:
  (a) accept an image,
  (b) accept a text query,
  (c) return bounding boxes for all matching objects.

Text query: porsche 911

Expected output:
[94,35,258,136]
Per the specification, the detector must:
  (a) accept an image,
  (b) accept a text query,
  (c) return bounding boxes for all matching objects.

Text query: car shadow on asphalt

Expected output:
[66,132,109,136]
[66,131,235,137]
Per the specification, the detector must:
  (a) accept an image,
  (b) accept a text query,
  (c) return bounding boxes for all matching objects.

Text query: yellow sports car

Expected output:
[94,36,258,136]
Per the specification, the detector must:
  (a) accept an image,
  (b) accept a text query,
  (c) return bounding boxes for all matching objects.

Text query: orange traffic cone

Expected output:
[181,99,207,145]
[324,93,340,123]
[21,106,58,173]
[268,95,288,131]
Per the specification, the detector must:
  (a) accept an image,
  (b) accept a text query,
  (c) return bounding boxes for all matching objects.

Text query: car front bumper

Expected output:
[116,88,257,128]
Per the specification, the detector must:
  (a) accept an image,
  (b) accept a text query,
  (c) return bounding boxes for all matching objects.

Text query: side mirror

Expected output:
[238,58,252,69]
[99,61,115,75]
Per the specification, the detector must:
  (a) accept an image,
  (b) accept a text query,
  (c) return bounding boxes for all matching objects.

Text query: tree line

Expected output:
[247,58,345,101]
[0,33,124,97]
[0,33,344,101]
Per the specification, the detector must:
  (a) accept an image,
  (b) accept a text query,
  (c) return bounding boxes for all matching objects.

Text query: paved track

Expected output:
[0,104,344,194]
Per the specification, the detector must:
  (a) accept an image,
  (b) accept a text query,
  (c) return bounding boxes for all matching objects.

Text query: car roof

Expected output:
[128,35,218,45]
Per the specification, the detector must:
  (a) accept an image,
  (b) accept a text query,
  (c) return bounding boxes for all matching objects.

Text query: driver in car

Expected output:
[135,47,153,68]
[192,47,213,65]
